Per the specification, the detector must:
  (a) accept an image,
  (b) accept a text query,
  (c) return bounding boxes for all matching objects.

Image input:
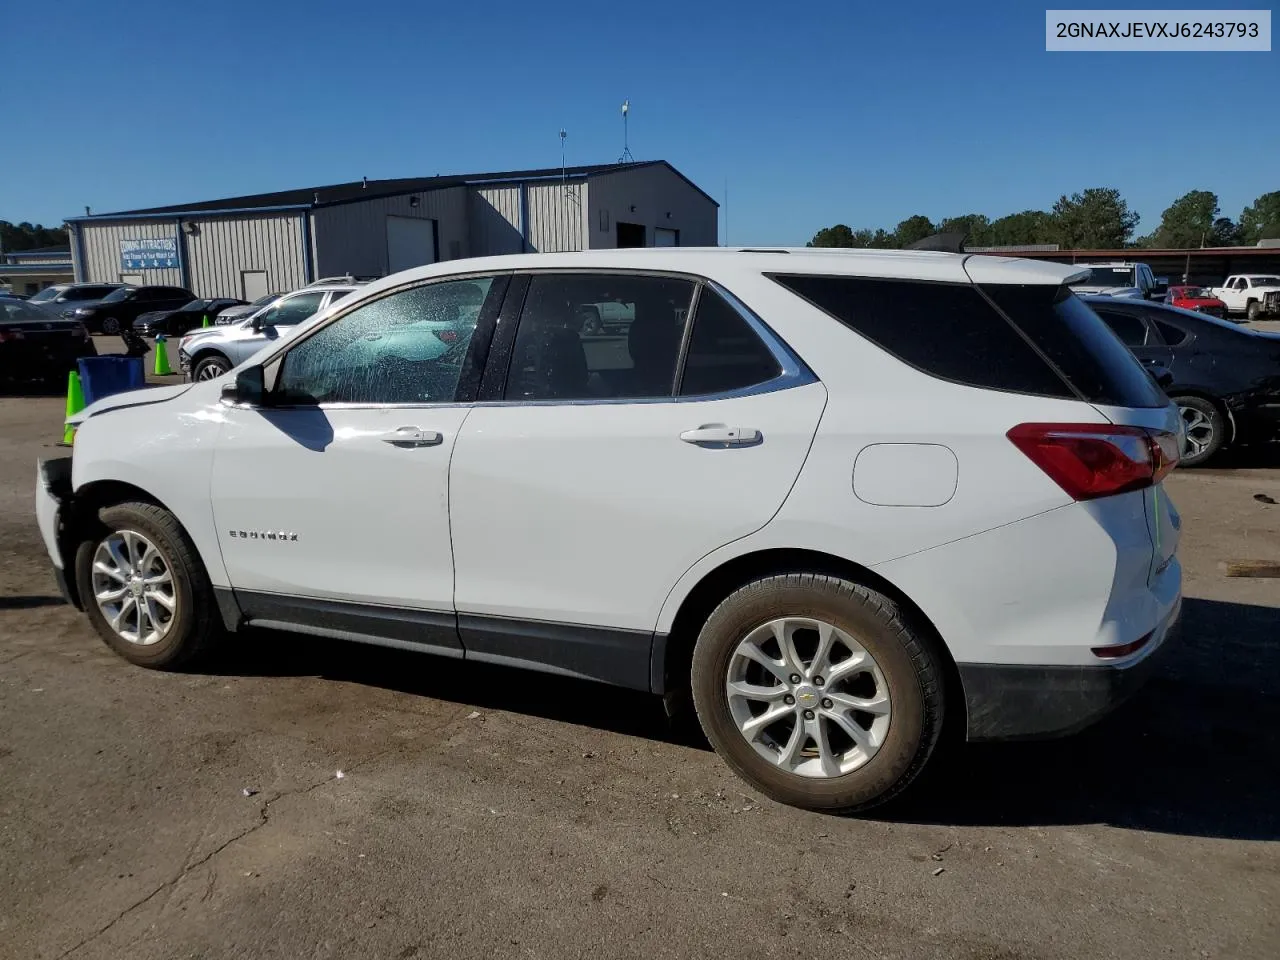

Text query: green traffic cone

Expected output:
[154,334,174,376]
[202,314,210,328]
[63,370,85,445]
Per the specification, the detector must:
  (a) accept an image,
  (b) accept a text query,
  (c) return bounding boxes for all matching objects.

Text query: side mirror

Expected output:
[251,314,267,331]
[1156,369,1174,389]
[220,364,265,405]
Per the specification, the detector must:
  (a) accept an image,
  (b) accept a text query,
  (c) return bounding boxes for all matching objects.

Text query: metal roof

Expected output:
[71,161,718,221]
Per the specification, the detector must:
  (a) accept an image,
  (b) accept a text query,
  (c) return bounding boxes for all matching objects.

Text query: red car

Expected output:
[1166,285,1228,319]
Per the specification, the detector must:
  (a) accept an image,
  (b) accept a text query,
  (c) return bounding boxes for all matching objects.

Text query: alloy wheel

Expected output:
[90,530,177,645]
[725,617,892,778]
[1179,405,1215,459]
[196,360,229,380]
[102,317,120,335]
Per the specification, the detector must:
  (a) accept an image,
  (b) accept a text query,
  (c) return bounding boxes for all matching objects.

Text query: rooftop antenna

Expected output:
[560,128,567,184]
[618,100,634,164]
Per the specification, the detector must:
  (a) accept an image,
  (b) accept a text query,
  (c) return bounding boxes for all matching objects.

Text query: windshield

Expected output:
[102,287,136,303]
[28,287,63,302]
[1073,267,1135,288]
[1173,286,1212,298]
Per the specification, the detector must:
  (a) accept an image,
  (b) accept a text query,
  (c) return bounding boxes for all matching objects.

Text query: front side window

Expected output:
[259,292,326,327]
[274,277,495,405]
[504,273,695,401]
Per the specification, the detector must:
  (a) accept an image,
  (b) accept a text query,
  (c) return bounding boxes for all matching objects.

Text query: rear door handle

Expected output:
[679,423,762,448]
[380,426,443,448]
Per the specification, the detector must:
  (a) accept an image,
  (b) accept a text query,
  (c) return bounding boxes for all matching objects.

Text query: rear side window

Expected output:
[772,274,1073,398]
[983,285,1165,408]
[1093,308,1147,346]
[1153,319,1188,345]
[678,288,781,396]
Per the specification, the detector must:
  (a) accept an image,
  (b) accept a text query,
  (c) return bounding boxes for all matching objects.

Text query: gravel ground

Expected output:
[1,343,1277,960]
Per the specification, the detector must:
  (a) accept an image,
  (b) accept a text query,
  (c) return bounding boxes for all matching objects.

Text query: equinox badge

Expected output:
[228,530,299,542]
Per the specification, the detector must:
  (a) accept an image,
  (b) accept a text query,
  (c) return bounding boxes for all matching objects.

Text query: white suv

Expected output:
[35,248,1183,813]
[177,283,362,380]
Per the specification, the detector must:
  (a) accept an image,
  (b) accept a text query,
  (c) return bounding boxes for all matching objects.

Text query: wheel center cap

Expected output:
[129,578,144,598]
[794,685,820,707]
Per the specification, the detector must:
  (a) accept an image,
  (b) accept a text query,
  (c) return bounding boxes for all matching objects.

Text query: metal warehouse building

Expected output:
[67,161,718,301]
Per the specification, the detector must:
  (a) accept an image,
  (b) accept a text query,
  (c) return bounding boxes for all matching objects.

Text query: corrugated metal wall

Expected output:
[311,187,469,278]
[586,164,719,249]
[79,220,183,286]
[527,182,586,253]
[185,214,306,299]
[468,186,523,256]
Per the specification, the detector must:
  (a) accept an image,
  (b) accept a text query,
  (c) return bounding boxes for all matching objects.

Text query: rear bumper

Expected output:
[959,594,1181,740]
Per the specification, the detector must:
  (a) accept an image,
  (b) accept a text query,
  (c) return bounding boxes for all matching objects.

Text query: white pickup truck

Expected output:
[1206,274,1280,320]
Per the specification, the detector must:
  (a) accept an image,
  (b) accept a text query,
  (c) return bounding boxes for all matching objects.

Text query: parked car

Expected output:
[178,284,359,380]
[1164,285,1228,319]
[132,298,248,337]
[0,298,96,383]
[71,285,196,335]
[216,292,283,325]
[1085,295,1280,465]
[1068,262,1164,300]
[27,283,125,318]
[1205,274,1280,320]
[37,248,1182,814]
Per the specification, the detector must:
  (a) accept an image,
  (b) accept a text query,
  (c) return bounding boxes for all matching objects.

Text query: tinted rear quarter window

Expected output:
[771,274,1073,398]
[1094,308,1147,346]
[983,285,1165,408]
[1153,319,1188,345]
[678,288,781,396]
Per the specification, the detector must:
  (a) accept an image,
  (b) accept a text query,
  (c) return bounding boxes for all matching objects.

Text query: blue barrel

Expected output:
[77,356,146,407]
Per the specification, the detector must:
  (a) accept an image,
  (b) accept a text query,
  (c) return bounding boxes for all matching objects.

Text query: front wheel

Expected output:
[192,354,231,381]
[691,574,943,813]
[100,316,121,335]
[1174,396,1225,467]
[75,501,222,668]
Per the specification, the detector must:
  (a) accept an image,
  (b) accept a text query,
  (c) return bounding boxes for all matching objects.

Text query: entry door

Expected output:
[386,216,437,274]
[210,275,503,624]
[449,273,825,661]
[242,271,269,302]
[654,227,679,247]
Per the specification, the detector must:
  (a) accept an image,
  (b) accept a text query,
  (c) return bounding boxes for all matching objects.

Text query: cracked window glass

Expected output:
[275,277,493,404]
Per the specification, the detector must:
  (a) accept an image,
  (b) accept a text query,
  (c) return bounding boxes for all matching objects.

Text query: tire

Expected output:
[75,501,221,669]
[192,353,231,381]
[1173,395,1226,467]
[101,316,121,335]
[1246,301,1261,322]
[691,574,943,813]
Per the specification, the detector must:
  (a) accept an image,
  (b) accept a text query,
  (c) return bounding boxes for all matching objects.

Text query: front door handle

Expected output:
[380,426,443,448]
[679,423,762,448]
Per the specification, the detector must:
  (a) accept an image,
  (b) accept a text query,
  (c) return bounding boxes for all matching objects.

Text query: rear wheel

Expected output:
[100,316,121,335]
[1246,300,1261,321]
[75,501,221,668]
[691,574,943,813]
[1174,396,1225,467]
[193,353,231,381]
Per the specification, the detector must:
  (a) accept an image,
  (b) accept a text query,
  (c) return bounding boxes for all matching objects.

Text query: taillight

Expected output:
[0,329,24,343]
[1007,423,1179,501]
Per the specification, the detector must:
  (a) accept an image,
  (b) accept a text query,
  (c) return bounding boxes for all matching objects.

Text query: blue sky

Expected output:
[4,0,1277,244]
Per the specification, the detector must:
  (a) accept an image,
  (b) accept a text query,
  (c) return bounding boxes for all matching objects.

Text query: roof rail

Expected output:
[904,232,968,253]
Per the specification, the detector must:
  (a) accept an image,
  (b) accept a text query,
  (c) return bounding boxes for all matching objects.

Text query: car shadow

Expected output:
[883,597,1280,840]
[0,380,67,398]
[1203,440,1280,470]
[209,596,1278,840]
[0,595,69,610]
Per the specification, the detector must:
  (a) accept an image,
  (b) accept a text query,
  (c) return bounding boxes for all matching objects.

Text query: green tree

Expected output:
[0,220,68,252]
[1148,190,1220,247]
[807,224,857,248]
[1209,217,1240,246]
[1239,191,1280,244]
[937,214,991,248]
[1050,188,1139,248]
[986,210,1054,246]
[892,215,936,247]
